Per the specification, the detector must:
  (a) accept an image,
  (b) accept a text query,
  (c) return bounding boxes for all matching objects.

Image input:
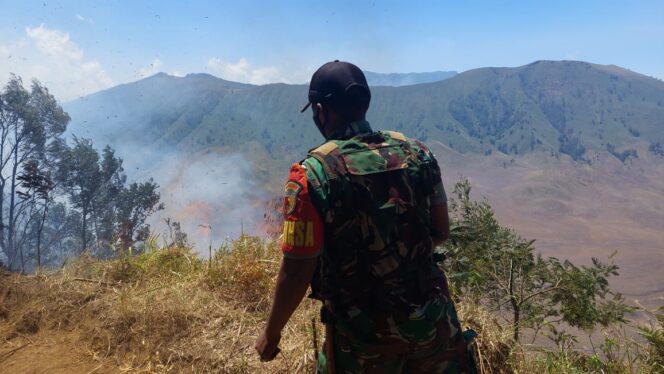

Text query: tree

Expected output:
[0,76,68,270]
[39,202,80,265]
[442,179,630,343]
[55,137,101,253]
[92,145,126,253]
[116,180,163,252]
[17,158,54,268]
[55,138,163,257]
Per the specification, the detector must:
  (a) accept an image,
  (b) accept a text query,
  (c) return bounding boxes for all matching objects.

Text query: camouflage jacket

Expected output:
[292,120,447,333]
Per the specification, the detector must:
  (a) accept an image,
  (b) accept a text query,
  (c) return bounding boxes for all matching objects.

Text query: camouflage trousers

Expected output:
[316,296,477,374]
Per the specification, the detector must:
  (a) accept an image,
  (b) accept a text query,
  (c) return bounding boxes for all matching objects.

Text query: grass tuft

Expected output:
[205,235,280,309]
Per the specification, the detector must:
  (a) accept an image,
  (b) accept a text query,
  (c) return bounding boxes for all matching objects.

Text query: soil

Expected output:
[1,330,118,373]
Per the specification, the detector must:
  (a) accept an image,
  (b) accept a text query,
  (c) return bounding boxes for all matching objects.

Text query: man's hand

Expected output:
[255,329,282,362]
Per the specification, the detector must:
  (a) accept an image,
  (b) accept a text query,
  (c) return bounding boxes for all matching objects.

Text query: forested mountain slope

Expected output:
[66,60,664,169]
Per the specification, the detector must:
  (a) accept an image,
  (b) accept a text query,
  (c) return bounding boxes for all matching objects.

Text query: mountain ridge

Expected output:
[65,60,664,170]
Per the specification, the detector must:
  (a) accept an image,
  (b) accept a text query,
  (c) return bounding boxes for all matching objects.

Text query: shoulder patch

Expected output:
[281,163,324,257]
[284,180,303,215]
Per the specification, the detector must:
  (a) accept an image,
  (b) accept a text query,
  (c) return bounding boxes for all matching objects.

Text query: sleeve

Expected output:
[431,180,448,206]
[428,152,447,205]
[414,139,447,206]
[280,162,324,258]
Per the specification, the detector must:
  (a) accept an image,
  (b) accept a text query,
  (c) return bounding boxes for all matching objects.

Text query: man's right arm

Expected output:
[425,149,449,247]
[431,202,450,247]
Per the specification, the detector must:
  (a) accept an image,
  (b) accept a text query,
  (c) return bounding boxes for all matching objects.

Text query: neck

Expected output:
[324,119,372,140]
[324,122,347,138]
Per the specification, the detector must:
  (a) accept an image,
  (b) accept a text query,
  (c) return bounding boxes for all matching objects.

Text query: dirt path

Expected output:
[1,331,118,374]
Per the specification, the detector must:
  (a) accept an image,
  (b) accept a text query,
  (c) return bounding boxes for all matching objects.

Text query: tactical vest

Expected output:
[306,130,442,323]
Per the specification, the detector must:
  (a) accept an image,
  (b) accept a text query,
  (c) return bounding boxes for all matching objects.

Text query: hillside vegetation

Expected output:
[1,181,662,373]
[1,239,662,373]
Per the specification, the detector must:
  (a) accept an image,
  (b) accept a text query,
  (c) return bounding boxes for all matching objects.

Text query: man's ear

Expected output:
[315,103,325,122]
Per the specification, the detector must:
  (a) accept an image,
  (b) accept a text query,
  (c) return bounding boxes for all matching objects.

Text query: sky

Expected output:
[0,0,662,101]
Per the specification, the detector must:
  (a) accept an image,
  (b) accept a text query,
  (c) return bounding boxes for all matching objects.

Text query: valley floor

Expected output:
[433,147,664,309]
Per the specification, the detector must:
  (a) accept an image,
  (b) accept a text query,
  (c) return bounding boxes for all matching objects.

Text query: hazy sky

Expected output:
[1,0,662,101]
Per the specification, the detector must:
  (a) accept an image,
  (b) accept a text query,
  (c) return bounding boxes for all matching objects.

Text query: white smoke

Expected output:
[144,151,266,253]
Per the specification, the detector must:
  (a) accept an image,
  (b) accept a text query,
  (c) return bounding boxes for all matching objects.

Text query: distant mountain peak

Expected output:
[184,72,219,79]
[141,72,224,82]
[363,70,457,86]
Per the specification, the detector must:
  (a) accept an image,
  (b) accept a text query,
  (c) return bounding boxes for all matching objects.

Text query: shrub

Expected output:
[106,246,203,282]
[443,179,630,344]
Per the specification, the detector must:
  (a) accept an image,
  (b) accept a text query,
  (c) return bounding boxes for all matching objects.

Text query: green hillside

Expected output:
[371,61,664,158]
[66,60,664,167]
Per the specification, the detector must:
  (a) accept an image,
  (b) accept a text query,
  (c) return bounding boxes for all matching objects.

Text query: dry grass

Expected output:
[0,236,320,373]
[205,236,280,309]
[0,236,658,373]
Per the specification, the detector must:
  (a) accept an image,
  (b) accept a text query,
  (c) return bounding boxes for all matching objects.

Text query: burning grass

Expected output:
[0,236,660,373]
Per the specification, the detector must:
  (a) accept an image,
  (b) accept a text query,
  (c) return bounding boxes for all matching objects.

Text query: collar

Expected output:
[327,120,373,140]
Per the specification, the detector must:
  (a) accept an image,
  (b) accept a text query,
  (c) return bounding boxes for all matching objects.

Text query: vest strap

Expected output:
[308,151,338,180]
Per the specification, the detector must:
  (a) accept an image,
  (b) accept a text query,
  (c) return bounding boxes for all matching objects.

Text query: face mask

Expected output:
[313,107,327,139]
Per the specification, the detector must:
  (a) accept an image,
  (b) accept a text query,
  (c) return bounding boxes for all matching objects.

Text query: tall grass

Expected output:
[206,235,280,309]
[0,236,661,373]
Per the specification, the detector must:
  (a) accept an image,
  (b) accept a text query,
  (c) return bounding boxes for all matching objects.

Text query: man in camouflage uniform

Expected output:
[256,61,474,373]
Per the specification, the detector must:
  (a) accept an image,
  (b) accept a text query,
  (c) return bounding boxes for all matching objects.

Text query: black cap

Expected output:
[300,60,371,113]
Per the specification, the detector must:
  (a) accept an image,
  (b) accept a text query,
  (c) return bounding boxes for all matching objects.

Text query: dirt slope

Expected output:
[1,330,117,374]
